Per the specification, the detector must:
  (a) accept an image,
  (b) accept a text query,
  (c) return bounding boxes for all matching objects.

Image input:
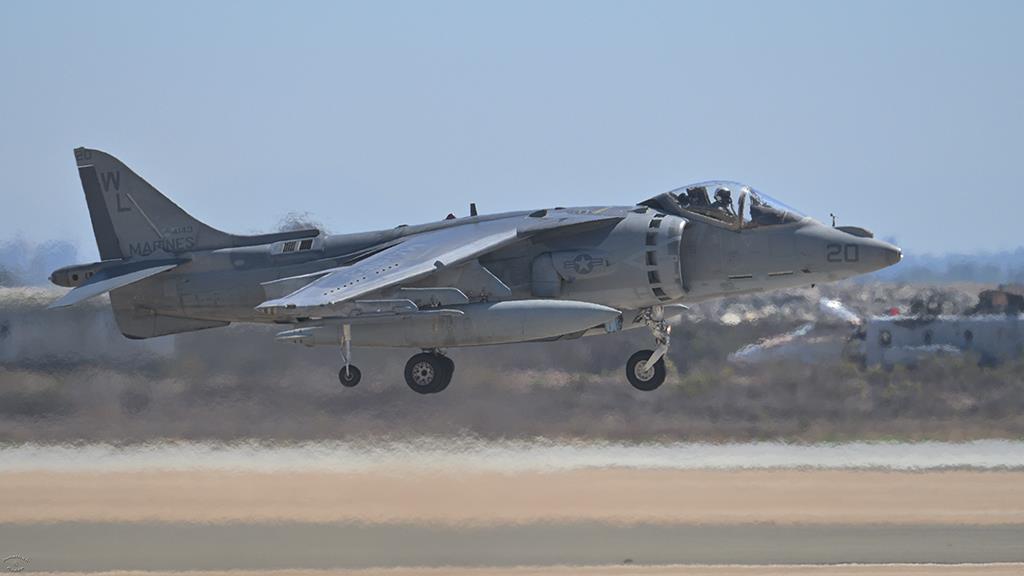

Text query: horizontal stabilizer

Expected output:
[48,262,180,309]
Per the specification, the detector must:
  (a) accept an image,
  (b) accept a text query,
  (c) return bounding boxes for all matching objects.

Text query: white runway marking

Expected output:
[3,439,1024,472]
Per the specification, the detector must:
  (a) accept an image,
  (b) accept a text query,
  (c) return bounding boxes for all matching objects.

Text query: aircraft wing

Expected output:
[257,211,623,313]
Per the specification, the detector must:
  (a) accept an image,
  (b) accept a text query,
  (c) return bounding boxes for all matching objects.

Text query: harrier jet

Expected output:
[50,148,901,393]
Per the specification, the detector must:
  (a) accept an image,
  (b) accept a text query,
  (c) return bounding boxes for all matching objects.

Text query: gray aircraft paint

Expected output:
[277,300,622,348]
[49,148,901,388]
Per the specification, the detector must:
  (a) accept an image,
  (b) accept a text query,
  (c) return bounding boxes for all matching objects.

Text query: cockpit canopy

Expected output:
[642,181,807,229]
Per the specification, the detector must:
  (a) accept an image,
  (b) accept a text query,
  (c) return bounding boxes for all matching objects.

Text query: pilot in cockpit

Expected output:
[712,187,734,214]
[684,186,710,207]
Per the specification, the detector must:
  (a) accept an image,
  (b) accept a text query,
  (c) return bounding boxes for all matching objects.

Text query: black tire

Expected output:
[338,365,362,387]
[404,353,452,394]
[435,356,455,393]
[626,350,666,391]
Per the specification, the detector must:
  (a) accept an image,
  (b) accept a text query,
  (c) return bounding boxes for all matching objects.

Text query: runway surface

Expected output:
[3,443,1024,572]
[16,568,1024,576]
[2,522,1024,571]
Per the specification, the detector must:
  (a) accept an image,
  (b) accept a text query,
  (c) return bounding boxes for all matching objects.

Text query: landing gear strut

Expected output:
[337,324,362,387]
[626,306,670,391]
[404,350,454,394]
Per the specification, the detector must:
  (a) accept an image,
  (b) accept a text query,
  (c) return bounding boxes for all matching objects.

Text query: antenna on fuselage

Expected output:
[470,203,478,217]
[830,213,837,227]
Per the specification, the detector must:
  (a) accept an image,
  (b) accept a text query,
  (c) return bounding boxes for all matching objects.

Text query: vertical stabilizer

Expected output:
[74,147,234,260]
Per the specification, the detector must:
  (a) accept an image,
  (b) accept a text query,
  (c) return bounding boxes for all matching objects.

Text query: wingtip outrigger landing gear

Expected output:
[404,350,454,394]
[338,365,361,387]
[337,324,362,387]
[626,306,671,391]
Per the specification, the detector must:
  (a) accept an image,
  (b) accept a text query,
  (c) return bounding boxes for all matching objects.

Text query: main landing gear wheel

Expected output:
[436,356,454,393]
[404,352,454,394]
[338,365,362,387]
[626,349,666,391]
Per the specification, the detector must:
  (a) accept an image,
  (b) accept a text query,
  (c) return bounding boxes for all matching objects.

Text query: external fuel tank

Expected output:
[276,299,622,348]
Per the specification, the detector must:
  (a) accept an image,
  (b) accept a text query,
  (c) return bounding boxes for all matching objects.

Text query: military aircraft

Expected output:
[49,148,901,393]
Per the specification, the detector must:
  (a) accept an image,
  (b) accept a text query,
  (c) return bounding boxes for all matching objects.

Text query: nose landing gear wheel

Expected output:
[626,350,666,391]
[338,365,361,387]
[404,352,453,394]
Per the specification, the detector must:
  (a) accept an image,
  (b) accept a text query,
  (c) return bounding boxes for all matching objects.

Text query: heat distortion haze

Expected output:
[2,440,1024,573]
[4,281,1024,573]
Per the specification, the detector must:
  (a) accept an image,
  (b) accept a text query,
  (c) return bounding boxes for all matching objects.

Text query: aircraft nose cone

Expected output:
[864,240,901,272]
[800,223,902,277]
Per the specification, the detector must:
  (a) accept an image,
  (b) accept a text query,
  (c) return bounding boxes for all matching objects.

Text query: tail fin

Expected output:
[74,147,235,260]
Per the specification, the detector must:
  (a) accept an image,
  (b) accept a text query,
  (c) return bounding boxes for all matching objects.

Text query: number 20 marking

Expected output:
[826,244,859,263]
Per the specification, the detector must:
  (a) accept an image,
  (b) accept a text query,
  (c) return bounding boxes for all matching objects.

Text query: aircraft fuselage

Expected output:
[50,149,901,392]
[102,205,899,329]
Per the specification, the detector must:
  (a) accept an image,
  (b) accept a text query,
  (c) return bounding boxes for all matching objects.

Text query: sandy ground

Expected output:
[2,469,1024,524]
[4,469,1024,571]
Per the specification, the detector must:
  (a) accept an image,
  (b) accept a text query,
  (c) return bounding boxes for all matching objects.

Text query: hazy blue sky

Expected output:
[1,0,1020,258]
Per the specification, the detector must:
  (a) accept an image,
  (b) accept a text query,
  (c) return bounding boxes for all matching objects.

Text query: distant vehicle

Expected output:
[864,287,1024,367]
[864,314,1022,367]
[731,287,1024,368]
[49,148,900,393]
